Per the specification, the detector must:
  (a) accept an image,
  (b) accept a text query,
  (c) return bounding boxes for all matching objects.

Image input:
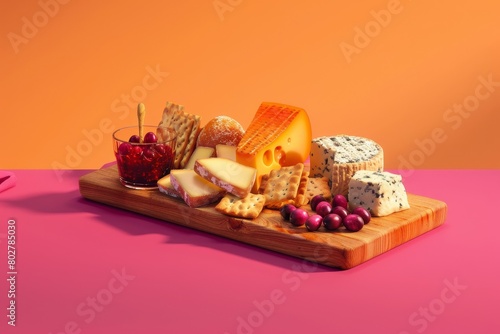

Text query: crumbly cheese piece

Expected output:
[310,135,384,196]
[348,170,410,217]
[236,102,312,193]
[170,169,226,208]
[194,158,257,198]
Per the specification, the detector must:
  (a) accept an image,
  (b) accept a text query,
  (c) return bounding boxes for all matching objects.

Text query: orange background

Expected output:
[1,0,499,171]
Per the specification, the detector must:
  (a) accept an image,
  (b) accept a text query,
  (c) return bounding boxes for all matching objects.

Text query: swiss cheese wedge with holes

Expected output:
[236,102,312,193]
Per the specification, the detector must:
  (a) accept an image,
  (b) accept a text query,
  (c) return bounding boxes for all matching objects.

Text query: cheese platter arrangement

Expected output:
[79,101,447,269]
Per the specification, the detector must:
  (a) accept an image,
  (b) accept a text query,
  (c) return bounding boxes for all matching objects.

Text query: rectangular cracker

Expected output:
[215,193,265,219]
[159,101,184,128]
[262,163,304,206]
[179,113,201,169]
[159,102,194,169]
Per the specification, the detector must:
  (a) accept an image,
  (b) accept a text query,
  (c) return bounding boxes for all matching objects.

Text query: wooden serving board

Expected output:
[79,165,447,269]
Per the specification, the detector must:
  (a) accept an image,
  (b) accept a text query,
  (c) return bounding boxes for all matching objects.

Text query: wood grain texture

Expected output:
[79,166,447,269]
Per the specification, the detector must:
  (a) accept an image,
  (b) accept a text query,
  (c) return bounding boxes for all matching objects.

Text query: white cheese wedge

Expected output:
[184,146,215,170]
[170,169,226,208]
[310,135,384,196]
[215,144,236,161]
[194,158,256,198]
[348,170,410,217]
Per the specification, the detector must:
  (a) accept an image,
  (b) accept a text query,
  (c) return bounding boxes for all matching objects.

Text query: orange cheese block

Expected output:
[236,102,312,192]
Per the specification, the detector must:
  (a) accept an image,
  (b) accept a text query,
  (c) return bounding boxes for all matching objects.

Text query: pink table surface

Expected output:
[0,168,499,334]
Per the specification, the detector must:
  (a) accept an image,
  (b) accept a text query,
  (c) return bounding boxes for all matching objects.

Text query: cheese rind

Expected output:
[236,102,312,192]
[170,169,226,208]
[194,158,256,198]
[310,135,383,196]
[348,170,410,217]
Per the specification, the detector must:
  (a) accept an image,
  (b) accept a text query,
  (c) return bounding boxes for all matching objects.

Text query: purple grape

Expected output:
[129,134,140,143]
[332,206,349,220]
[351,206,371,224]
[332,194,348,209]
[343,214,364,232]
[315,201,332,217]
[310,195,326,211]
[323,213,342,231]
[280,204,297,221]
[290,209,308,227]
[306,214,323,231]
[143,132,158,143]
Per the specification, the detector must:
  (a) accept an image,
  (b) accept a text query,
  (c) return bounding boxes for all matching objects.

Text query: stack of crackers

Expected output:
[158,102,201,169]
[214,163,332,219]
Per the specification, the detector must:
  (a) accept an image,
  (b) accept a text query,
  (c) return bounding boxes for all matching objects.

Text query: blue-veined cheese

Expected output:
[348,170,410,217]
[310,135,384,196]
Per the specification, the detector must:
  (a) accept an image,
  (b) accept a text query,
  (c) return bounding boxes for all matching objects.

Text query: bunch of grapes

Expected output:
[280,194,371,232]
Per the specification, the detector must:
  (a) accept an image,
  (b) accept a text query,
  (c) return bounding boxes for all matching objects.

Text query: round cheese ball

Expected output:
[196,115,244,148]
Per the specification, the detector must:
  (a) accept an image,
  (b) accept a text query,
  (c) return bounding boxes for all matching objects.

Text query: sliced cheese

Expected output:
[215,144,236,161]
[310,135,384,196]
[157,174,180,198]
[348,170,410,216]
[170,169,225,208]
[236,102,312,192]
[194,158,256,198]
[184,146,215,170]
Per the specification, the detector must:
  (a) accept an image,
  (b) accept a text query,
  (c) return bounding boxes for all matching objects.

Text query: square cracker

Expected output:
[215,193,265,219]
[262,163,304,206]
[159,102,194,169]
[305,177,332,203]
[265,170,309,209]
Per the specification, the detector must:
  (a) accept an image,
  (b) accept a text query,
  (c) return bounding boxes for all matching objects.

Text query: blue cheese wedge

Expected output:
[348,170,410,217]
[310,135,384,196]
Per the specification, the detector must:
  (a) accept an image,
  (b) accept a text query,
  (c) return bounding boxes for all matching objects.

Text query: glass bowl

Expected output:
[113,125,176,189]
